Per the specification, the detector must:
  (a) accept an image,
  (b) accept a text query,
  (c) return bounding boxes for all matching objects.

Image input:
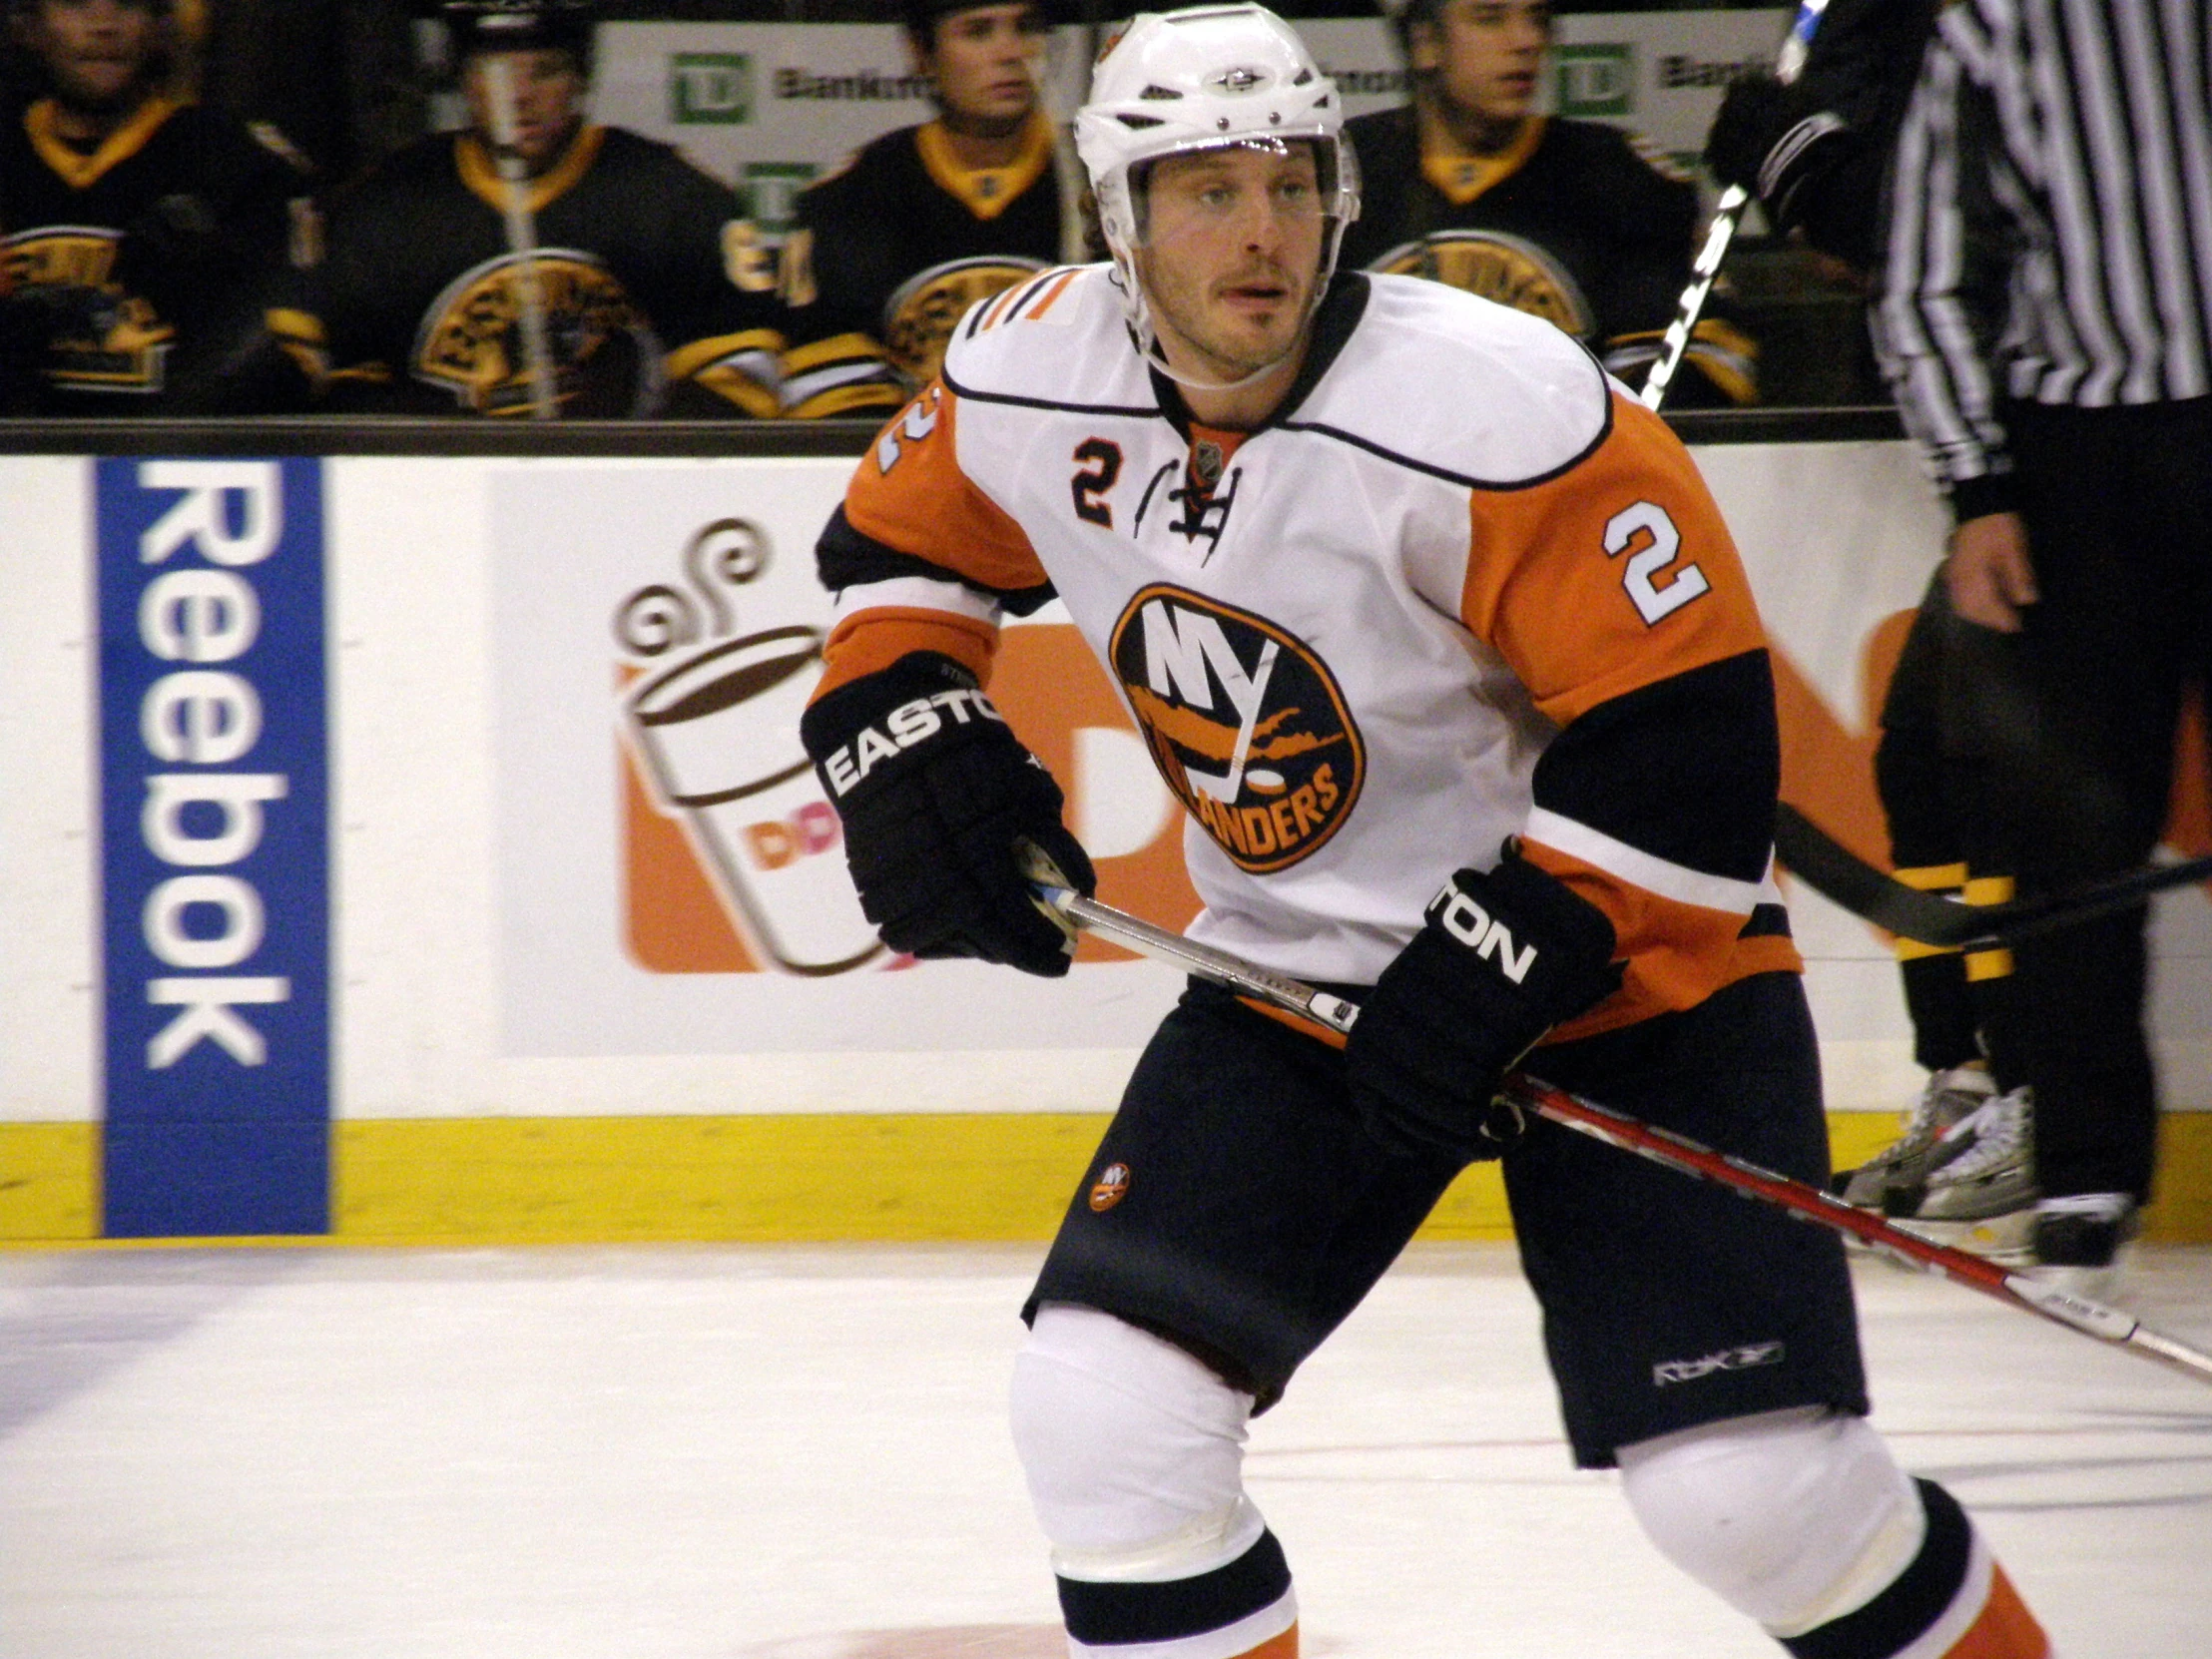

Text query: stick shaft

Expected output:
[1029,41,1091,269]
[1039,886,2212,1388]
[1638,0,1832,411]
[482,55,559,422]
[1775,803,2212,949]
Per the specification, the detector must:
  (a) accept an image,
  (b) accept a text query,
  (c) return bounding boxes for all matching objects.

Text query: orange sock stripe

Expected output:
[1942,1565,2049,1658]
[1238,1623,1299,1659]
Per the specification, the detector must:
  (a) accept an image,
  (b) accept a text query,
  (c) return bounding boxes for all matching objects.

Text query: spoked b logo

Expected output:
[1108,585,1364,873]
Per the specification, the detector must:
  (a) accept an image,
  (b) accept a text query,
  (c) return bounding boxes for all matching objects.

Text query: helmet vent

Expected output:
[1138,84,1185,101]
[1116,114,1168,130]
[1293,69,1314,86]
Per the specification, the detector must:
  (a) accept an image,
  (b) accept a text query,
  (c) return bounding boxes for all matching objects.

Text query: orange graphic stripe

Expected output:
[818,608,999,700]
[1460,393,1768,728]
[1025,267,1081,321]
[844,382,1052,598]
[1942,1564,2050,1658]
[1238,1624,1299,1659]
[979,276,1032,332]
[1520,837,1801,1040]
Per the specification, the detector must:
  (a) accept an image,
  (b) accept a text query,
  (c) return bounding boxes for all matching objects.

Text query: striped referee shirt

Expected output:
[1872,0,2212,521]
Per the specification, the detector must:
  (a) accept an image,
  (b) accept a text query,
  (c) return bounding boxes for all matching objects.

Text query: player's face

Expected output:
[463,48,588,169]
[925,5,1045,130]
[1414,0,1552,128]
[1135,142,1328,382]
[29,0,163,112]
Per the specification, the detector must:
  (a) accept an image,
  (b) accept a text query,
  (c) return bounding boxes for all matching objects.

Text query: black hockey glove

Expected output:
[1704,73,1853,231]
[1345,852,1622,1161]
[801,651,1096,977]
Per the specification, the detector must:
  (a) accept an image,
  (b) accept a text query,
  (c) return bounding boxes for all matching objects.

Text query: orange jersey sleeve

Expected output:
[840,381,1051,602]
[1460,394,1767,725]
[1461,392,1797,1034]
[815,379,1053,700]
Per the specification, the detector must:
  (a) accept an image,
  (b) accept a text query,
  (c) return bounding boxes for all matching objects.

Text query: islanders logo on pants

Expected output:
[1107,585,1365,874]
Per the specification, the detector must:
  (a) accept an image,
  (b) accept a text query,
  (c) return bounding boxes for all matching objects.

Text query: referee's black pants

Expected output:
[1943,395,2212,1205]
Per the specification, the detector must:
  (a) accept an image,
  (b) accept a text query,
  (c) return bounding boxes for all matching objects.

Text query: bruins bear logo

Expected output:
[3,229,175,392]
[1108,585,1365,874]
[882,255,1048,387]
[413,249,656,416]
[1375,230,1594,338]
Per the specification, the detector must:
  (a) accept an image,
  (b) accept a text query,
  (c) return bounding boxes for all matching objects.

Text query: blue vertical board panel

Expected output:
[95,459,330,1236]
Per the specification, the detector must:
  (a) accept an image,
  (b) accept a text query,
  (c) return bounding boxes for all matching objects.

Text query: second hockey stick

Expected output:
[1639,0,1831,410]
[1774,803,2212,949]
[482,53,560,421]
[1036,883,2212,1389]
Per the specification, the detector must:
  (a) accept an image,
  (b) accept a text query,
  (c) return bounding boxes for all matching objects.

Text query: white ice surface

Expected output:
[2,1245,2209,1658]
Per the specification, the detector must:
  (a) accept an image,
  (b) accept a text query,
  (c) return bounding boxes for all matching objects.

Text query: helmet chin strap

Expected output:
[1111,258,1320,398]
[1144,337,1301,394]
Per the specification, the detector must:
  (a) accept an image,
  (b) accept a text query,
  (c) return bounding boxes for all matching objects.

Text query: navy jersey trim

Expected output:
[939,359,1159,420]
[816,503,1058,616]
[1738,901,1793,940]
[1056,1529,1291,1646]
[1783,1479,1970,1659]
[1275,334,1613,492]
[1530,649,1779,885]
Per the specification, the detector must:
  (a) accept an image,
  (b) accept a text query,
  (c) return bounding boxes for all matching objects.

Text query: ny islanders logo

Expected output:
[1108,586,1363,873]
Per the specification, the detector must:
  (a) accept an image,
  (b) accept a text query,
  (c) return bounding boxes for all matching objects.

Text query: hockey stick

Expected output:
[1774,803,2212,949]
[481,54,560,421]
[1030,33,1092,268]
[1637,0,1831,411]
[1035,883,2212,1388]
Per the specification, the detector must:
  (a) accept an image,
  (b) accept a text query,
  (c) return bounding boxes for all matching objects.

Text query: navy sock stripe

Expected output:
[1782,1478,1972,1659]
[1057,1528,1291,1647]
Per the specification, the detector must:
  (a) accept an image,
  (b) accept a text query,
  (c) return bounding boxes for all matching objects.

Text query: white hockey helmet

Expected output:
[1076,6,1359,358]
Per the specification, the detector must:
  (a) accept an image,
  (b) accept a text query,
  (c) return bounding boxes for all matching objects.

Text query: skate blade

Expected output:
[1889,1210,2037,1266]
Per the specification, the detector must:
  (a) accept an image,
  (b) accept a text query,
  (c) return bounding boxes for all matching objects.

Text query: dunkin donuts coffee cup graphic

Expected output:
[618,522,882,976]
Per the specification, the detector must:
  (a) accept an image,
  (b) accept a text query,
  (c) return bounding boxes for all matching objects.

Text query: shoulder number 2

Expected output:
[1604,501,1709,626]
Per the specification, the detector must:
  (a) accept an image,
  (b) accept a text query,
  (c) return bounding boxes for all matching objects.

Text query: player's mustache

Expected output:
[1214,263,1298,296]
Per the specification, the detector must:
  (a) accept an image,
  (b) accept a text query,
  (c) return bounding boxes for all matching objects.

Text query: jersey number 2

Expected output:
[1071,439,1123,528]
[1604,502,1709,626]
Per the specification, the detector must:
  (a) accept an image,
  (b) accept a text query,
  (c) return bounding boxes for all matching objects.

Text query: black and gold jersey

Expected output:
[1341,107,1757,407]
[280,124,787,418]
[782,111,1065,417]
[0,95,306,413]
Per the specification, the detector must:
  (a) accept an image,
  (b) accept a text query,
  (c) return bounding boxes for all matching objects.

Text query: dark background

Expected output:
[2,1,1786,182]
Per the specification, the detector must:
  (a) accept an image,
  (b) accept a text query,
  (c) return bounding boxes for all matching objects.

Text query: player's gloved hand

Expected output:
[1704,72,1853,230]
[801,651,1095,977]
[1345,851,1621,1160]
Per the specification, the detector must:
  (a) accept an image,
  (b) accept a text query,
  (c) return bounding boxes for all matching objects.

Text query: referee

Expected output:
[1873,0,2212,1285]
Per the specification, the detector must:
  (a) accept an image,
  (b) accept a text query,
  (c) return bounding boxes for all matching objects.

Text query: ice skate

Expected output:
[1831,1063,1995,1214]
[1890,1087,2037,1263]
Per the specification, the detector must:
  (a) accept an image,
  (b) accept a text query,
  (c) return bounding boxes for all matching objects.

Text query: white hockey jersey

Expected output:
[814,266,1796,1039]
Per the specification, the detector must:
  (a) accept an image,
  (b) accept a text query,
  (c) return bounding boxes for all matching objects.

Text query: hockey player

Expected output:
[274,0,786,418]
[0,0,310,413]
[800,8,2050,1656]
[1340,0,1757,406]
[780,0,1067,416]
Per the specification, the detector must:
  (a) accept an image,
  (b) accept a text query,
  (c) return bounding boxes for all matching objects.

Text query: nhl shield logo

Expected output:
[1108,585,1364,874]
